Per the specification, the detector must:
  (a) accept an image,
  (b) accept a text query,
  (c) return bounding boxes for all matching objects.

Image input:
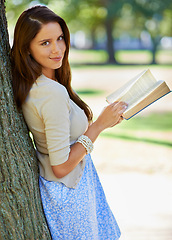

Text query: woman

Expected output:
[11,5,127,240]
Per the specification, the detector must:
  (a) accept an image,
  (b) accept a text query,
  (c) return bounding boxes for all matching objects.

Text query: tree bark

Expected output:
[0,1,51,239]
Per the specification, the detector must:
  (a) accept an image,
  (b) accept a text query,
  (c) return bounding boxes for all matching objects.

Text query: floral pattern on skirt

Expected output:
[39,154,121,240]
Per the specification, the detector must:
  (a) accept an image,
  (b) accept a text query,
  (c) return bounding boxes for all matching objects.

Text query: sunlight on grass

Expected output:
[101,132,172,148]
[115,50,152,64]
[119,112,172,131]
[69,49,172,65]
[69,49,108,64]
[156,50,172,64]
[73,63,172,148]
[77,88,172,147]
[100,112,172,148]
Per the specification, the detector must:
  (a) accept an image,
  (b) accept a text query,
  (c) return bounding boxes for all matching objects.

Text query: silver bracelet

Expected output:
[76,135,94,154]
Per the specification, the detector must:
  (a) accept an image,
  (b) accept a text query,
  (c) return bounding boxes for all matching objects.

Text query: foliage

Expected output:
[6,0,172,35]
[5,0,172,63]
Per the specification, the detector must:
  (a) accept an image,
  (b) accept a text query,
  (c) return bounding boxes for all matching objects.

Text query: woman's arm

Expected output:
[52,101,127,178]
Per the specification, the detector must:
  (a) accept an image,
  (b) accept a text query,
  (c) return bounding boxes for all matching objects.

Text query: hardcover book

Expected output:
[106,69,171,120]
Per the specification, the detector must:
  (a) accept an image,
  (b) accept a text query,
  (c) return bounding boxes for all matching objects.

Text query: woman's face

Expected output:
[30,22,66,80]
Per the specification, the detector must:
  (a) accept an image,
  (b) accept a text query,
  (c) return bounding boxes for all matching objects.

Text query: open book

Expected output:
[106,69,171,120]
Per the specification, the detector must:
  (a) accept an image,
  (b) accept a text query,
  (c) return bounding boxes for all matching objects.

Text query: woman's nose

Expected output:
[51,42,60,53]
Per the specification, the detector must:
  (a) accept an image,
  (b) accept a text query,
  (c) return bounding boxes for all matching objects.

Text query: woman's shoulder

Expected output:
[23,74,70,113]
[32,74,68,97]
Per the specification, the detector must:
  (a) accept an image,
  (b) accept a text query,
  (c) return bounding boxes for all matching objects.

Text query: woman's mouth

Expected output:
[50,56,62,62]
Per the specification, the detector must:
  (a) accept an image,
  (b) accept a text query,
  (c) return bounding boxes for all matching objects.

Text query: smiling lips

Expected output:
[50,56,62,61]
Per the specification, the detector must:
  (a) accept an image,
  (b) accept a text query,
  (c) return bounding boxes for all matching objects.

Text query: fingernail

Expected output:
[119,109,125,114]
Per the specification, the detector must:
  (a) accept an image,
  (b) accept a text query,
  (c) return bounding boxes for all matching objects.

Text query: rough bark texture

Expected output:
[0,1,51,239]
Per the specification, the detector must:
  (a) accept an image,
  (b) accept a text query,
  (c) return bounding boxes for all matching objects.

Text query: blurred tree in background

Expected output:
[131,0,172,64]
[6,0,172,64]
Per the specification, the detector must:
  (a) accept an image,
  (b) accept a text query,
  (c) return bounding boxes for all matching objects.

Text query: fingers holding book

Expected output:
[106,69,171,120]
[97,101,128,129]
[109,101,128,126]
[110,101,128,114]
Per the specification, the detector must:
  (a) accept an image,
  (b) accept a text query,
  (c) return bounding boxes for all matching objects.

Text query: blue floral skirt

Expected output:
[39,154,121,240]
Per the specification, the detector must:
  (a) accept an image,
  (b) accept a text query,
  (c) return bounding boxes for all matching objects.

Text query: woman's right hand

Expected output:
[52,101,127,178]
[94,101,128,132]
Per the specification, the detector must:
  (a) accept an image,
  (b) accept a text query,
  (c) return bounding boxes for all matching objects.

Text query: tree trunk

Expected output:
[0,1,51,239]
[90,28,97,50]
[105,18,117,64]
[151,37,158,64]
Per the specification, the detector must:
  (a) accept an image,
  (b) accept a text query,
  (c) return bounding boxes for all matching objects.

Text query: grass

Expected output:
[76,85,172,147]
[101,112,172,148]
[116,49,172,64]
[71,50,172,147]
[69,48,172,65]
[115,50,152,64]
[101,132,172,148]
[69,49,108,64]
[117,112,172,131]
[76,89,104,97]
[77,85,172,148]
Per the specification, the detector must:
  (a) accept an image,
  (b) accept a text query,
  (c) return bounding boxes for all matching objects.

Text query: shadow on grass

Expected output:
[101,132,172,148]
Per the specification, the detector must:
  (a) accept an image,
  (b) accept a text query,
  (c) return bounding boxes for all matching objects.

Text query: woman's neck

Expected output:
[42,69,56,80]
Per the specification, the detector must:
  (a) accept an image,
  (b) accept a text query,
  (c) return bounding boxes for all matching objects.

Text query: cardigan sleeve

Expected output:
[39,82,71,166]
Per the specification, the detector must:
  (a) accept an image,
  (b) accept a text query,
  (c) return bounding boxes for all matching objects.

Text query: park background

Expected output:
[6,1,172,239]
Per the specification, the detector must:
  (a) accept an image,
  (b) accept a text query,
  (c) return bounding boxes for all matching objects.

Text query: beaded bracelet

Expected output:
[76,135,94,154]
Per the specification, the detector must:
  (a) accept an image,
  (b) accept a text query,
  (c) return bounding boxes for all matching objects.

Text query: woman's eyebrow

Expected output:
[38,33,64,43]
[38,38,50,43]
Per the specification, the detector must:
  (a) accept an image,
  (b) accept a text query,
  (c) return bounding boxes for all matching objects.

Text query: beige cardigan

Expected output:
[22,74,88,188]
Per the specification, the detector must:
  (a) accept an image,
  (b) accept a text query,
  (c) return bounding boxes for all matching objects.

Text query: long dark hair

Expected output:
[11,5,92,122]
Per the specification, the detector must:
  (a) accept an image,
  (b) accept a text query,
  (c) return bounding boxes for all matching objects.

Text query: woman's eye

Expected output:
[58,35,64,41]
[41,41,49,46]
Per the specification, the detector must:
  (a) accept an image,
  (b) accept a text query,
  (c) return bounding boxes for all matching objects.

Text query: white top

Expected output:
[22,74,88,188]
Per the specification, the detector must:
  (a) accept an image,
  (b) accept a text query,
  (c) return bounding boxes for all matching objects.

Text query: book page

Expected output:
[115,69,158,107]
[124,81,171,119]
[123,80,164,112]
[106,69,146,102]
[106,69,157,103]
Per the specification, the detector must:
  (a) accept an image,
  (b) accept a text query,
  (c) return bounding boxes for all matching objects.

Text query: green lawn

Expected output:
[101,112,172,148]
[69,49,172,65]
[77,86,172,148]
[73,60,172,148]
[117,112,172,131]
